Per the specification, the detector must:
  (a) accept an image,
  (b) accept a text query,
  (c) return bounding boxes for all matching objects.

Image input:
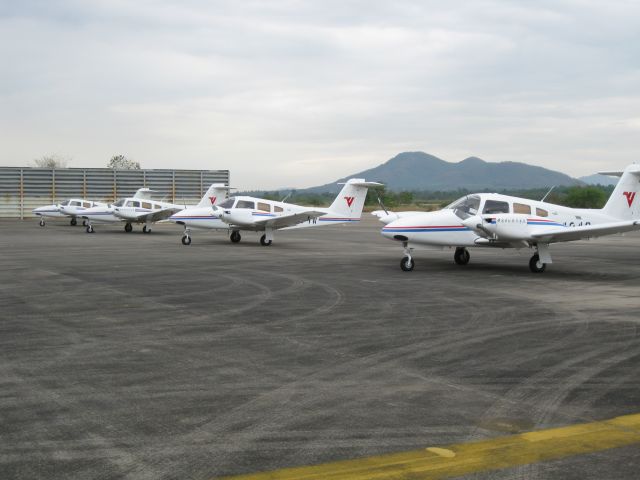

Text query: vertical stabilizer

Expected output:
[601,165,640,220]
[327,179,383,219]
[197,184,230,207]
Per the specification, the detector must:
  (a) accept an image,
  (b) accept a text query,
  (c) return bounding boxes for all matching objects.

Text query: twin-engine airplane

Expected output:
[81,187,183,233]
[171,178,381,245]
[375,164,640,273]
[33,199,106,227]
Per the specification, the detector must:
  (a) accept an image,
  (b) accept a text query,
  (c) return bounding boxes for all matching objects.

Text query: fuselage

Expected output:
[381,193,615,248]
[33,199,102,219]
[171,195,359,231]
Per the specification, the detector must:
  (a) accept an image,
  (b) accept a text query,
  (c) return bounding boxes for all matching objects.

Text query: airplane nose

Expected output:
[461,215,482,230]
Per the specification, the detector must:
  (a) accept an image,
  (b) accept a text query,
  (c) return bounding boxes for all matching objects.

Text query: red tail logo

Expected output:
[623,191,636,207]
[209,196,217,205]
[344,196,355,207]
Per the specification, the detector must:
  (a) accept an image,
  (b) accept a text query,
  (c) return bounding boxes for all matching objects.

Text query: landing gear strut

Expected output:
[454,247,470,265]
[400,242,414,271]
[230,230,241,243]
[529,243,551,273]
[70,218,77,226]
[124,223,133,233]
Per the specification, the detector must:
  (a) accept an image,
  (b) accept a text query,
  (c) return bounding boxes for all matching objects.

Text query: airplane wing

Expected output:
[253,210,327,229]
[532,220,640,243]
[131,207,183,224]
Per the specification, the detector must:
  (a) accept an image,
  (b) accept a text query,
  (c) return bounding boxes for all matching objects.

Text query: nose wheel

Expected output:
[39,218,45,227]
[400,255,414,271]
[399,242,414,271]
[454,247,470,265]
[181,235,192,245]
[86,225,94,233]
[142,225,151,234]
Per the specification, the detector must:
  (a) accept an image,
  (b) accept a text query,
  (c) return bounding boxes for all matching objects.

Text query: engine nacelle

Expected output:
[220,208,255,226]
[484,214,532,240]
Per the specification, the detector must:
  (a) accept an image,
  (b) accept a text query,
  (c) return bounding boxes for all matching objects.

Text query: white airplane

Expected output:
[33,199,105,227]
[172,178,382,245]
[375,164,640,273]
[81,188,182,233]
[169,184,233,244]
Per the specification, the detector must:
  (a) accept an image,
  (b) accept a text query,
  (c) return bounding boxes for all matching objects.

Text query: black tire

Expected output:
[125,223,132,233]
[260,234,272,246]
[39,219,45,227]
[181,235,192,245]
[529,253,546,273]
[70,218,77,226]
[454,247,470,265]
[86,225,94,233]
[400,256,414,271]
[142,225,149,234]
[230,231,241,243]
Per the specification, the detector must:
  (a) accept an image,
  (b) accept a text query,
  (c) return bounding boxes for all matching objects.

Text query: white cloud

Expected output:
[1,0,640,188]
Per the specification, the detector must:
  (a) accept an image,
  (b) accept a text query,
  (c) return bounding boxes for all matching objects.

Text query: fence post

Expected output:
[19,168,24,220]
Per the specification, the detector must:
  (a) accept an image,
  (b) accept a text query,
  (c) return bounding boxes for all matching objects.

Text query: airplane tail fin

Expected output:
[600,164,640,220]
[327,179,383,219]
[197,183,230,207]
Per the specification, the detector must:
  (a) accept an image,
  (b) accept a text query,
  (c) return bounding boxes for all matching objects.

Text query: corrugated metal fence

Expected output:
[0,167,230,218]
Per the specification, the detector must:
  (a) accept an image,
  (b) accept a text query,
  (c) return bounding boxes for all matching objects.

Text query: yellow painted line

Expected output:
[217,413,640,480]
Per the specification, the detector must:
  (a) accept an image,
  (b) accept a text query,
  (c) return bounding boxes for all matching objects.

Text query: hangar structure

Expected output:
[0,167,230,218]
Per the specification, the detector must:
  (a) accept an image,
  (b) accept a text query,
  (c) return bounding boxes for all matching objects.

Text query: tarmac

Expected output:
[1,216,640,479]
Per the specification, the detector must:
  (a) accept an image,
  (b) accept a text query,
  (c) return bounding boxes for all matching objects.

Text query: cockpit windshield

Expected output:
[112,199,125,207]
[448,195,481,220]
[59,200,70,206]
[219,198,235,209]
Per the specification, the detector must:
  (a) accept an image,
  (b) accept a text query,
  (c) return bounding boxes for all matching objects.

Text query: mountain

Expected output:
[579,173,618,186]
[303,152,582,193]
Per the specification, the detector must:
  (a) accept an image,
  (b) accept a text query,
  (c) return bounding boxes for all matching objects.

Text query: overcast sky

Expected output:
[1,1,640,189]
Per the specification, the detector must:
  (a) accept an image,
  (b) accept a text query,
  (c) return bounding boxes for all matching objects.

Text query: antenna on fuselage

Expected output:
[541,186,556,202]
[281,190,295,202]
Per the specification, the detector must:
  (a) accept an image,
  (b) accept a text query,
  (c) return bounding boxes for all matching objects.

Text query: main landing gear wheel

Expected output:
[181,235,192,245]
[230,231,241,243]
[86,225,94,233]
[260,234,272,246]
[142,225,151,234]
[400,256,414,272]
[529,253,546,273]
[124,223,133,233]
[39,219,45,227]
[70,218,77,226]
[454,247,470,265]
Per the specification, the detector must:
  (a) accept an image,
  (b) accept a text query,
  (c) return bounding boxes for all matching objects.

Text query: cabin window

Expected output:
[513,203,531,214]
[274,206,284,213]
[153,204,162,210]
[141,202,152,209]
[483,200,510,214]
[236,200,255,209]
[536,208,549,217]
[257,202,271,212]
[219,198,235,208]
[82,201,91,208]
[70,200,81,206]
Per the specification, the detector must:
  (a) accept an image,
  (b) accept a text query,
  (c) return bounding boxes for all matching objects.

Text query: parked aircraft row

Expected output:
[33,179,381,245]
[32,165,640,273]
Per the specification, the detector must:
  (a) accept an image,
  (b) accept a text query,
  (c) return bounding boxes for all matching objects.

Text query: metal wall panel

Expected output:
[0,167,230,218]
